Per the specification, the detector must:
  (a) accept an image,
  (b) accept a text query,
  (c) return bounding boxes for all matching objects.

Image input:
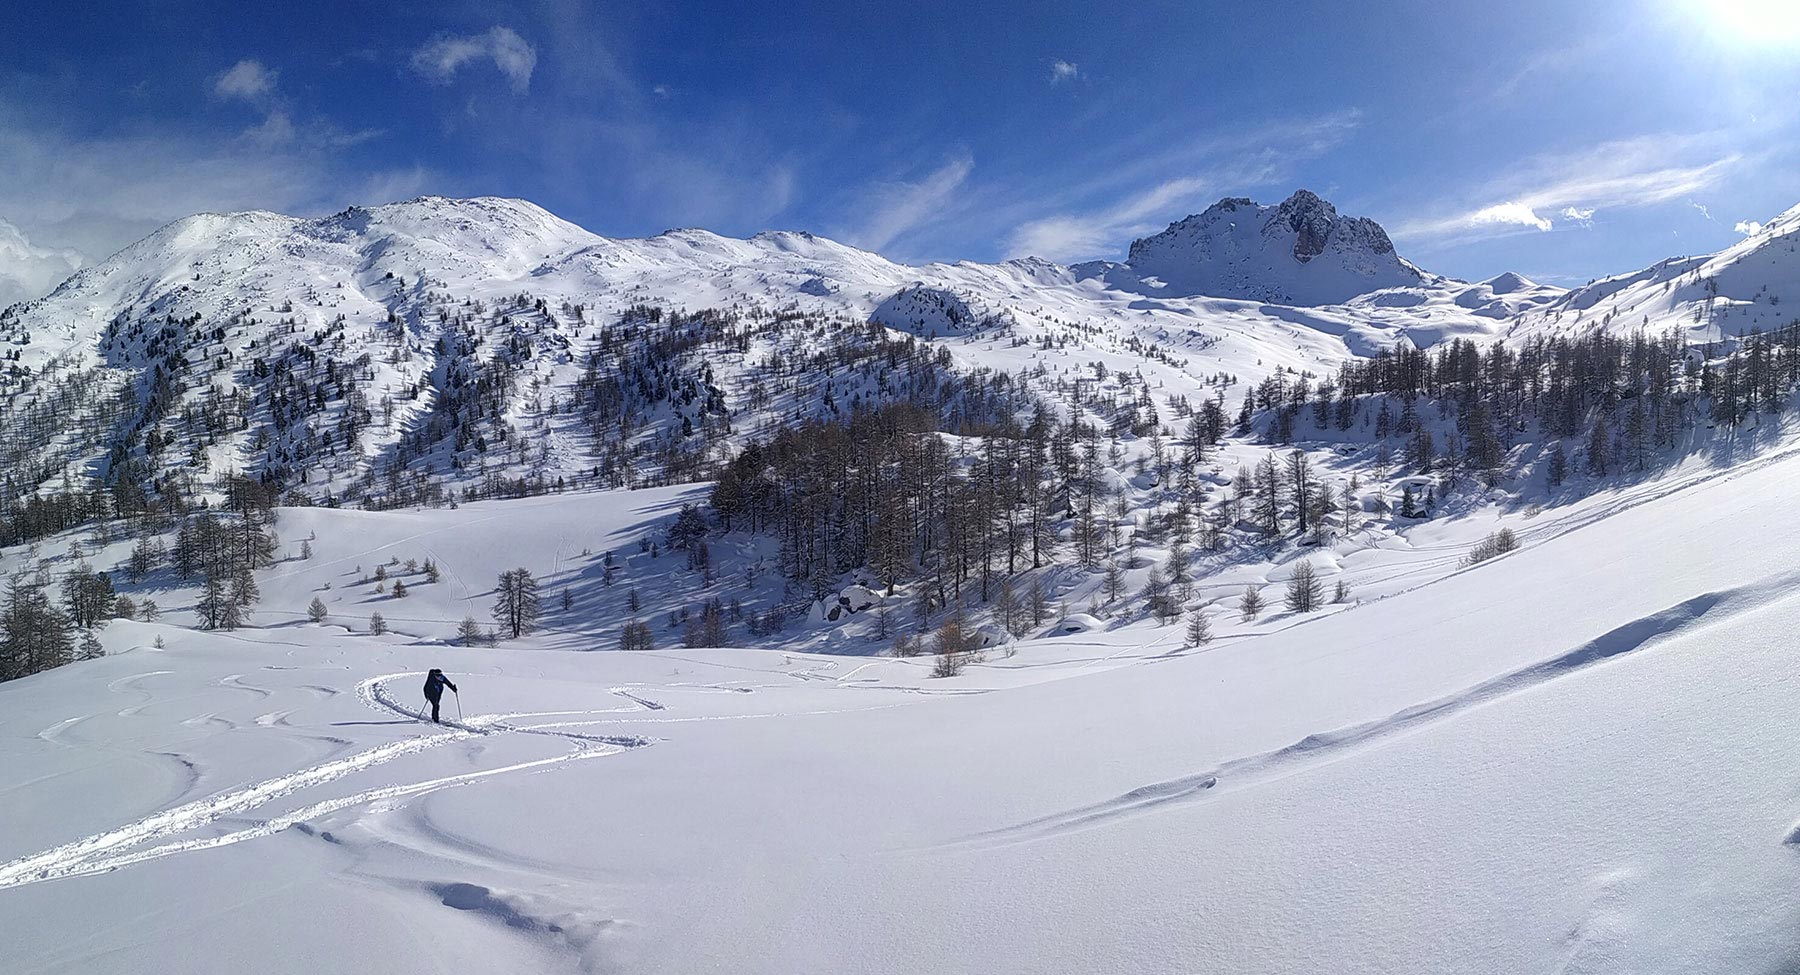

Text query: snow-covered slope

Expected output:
[8,423,1800,972]
[1512,201,1800,344]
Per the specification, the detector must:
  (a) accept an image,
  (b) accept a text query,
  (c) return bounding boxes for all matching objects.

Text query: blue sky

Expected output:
[3,0,1800,290]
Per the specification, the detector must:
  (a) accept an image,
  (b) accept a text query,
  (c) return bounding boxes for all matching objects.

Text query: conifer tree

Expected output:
[1254,453,1282,535]
[492,568,542,639]
[1587,414,1610,477]
[457,615,485,646]
[1285,559,1322,613]
[1547,443,1568,487]
[619,619,655,651]
[197,573,229,630]
[232,567,259,608]
[1101,560,1126,604]
[1184,606,1213,648]
[931,612,971,677]
[1286,451,1314,533]
[1239,585,1264,622]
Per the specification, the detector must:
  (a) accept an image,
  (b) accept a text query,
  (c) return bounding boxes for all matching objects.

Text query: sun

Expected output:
[1694,0,1800,44]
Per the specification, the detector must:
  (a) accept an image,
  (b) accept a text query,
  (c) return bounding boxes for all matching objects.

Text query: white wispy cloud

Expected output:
[1561,205,1596,225]
[844,153,974,252]
[1008,175,1210,261]
[1473,202,1553,232]
[1691,201,1714,220]
[412,26,537,95]
[211,58,349,149]
[214,60,277,101]
[1049,60,1081,84]
[1395,136,1740,242]
[213,58,294,144]
[244,110,296,147]
[1736,219,1764,236]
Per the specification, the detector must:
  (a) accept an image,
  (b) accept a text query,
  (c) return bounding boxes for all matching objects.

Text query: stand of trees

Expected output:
[0,574,74,680]
[710,382,1208,614]
[172,506,277,630]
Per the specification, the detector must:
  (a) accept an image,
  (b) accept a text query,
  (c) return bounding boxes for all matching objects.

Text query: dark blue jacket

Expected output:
[423,671,457,702]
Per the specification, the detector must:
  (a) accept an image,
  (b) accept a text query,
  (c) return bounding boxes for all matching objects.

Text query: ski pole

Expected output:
[454,690,463,722]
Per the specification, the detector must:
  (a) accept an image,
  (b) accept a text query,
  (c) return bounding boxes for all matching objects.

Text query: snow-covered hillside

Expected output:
[9,423,1800,972]
[1511,201,1800,344]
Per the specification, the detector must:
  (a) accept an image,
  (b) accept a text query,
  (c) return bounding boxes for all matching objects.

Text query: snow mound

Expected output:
[871,284,1004,336]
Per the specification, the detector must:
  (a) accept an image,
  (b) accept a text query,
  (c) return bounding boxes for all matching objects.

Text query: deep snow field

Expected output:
[9,433,1800,973]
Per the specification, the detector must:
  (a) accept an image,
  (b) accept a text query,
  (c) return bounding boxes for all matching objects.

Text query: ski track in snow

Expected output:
[938,567,1800,852]
[0,672,649,891]
[609,687,665,711]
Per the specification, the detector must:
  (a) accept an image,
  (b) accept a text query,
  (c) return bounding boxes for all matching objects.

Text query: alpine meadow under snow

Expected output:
[8,185,1800,973]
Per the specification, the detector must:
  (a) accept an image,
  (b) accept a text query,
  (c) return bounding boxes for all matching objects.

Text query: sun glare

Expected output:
[1696,0,1800,43]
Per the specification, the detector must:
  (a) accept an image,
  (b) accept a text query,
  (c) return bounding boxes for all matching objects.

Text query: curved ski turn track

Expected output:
[0,672,650,891]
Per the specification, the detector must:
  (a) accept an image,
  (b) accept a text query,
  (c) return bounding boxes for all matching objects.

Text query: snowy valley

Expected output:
[7,188,1800,973]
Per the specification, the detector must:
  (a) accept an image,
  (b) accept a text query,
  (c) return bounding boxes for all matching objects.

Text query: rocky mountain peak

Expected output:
[1113,190,1420,305]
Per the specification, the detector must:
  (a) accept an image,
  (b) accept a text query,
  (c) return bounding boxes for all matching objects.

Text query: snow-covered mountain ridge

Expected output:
[1,189,1797,510]
[3,190,1525,366]
[1510,200,1800,345]
[0,191,1540,506]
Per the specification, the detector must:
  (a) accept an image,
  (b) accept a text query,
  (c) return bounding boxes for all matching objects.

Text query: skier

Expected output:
[422,668,458,724]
